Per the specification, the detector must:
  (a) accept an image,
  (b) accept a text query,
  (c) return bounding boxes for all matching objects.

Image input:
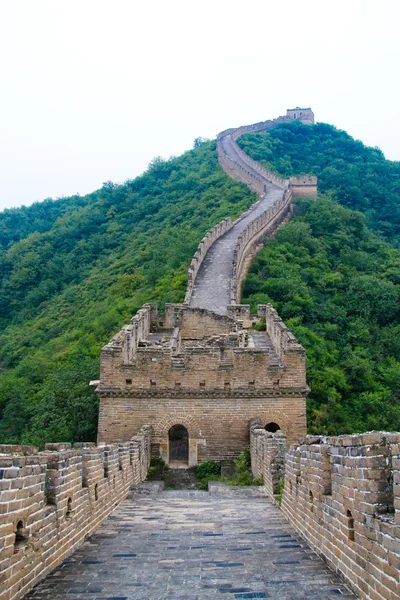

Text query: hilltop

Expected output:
[1,121,400,444]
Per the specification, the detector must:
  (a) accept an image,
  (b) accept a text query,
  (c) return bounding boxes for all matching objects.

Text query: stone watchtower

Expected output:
[286,107,315,125]
[95,109,314,468]
[96,303,308,467]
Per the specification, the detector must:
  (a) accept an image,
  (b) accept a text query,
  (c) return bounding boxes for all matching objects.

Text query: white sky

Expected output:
[0,0,399,211]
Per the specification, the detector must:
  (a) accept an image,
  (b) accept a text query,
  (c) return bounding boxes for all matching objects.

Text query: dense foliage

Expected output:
[2,120,400,443]
[239,121,400,241]
[243,196,400,434]
[0,141,255,445]
[196,451,261,489]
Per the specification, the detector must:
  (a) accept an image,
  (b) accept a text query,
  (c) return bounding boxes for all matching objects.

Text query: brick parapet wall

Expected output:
[186,119,292,306]
[217,148,267,196]
[257,303,307,386]
[217,116,291,191]
[259,303,305,360]
[231,189,293,304]
[102,304,154,364]
[250,427,400,600]
[249,419,286,499]
[0,427,151,600]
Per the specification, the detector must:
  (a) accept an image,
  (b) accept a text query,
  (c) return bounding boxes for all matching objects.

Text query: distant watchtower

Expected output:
[286,107,314,125]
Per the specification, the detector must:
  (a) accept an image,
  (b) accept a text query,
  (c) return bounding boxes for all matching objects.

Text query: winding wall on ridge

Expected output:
[187,114,316,313]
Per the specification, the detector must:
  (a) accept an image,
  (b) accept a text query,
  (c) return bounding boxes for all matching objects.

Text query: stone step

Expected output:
[165,467,199,490]
[131,481,165,494]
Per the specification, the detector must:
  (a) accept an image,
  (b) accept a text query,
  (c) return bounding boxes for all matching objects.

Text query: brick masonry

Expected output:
[97,304,308,462]
[216,113,317,305]
[0,427,151,600]
[250,426,400,600]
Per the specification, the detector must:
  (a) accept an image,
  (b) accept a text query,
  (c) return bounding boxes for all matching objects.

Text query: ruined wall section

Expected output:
[249,419,286,499]
[102,303,155,364]
[259,304,303,362]
[0,427,151,600]
[250,426,400,600]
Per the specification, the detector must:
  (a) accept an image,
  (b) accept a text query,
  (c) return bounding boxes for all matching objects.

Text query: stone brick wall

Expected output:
[229,125,290,191]
[99,393,306,464]
[97,110,314,466]
[217,116,290,195]
[286,107,315,125]
[217,149,267,196]
[250,426,400,600]
[97,304,308,455]
[249,420,286,499]
[103,303,154,364]
[0,427,151,600]
[231,190,293,303]
[259,303,303,361]
[290,175,318,198]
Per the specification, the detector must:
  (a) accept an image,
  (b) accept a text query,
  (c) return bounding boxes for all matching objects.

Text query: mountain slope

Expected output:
[243,197,400,434]
[239,122,400,434]
[0,141,255,445]
[238,121,400,240]
[2,121,400,444]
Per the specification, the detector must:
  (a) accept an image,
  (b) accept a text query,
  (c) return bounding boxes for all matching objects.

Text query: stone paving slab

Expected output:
[24,489,358,600]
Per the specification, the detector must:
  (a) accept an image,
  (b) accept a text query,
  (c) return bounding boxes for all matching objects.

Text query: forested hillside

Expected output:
[1,121,400,444]
[0,141,254,445]
[238,121,400,240]
[240,122,400,434]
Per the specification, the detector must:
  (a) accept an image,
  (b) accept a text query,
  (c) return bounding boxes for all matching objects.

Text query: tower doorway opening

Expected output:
[265,422,280,433]
[169,424,189,462]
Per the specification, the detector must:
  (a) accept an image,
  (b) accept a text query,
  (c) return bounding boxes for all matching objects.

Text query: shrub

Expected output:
[147,457,168,479]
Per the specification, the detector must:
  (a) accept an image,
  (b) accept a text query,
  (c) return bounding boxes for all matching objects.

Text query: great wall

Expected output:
[0,108,399,600]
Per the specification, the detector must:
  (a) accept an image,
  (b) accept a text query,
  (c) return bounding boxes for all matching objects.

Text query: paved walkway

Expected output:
[25,489,358,600]
[189,184,282,314]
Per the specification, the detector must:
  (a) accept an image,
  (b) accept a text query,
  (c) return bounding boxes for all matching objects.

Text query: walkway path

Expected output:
[189,131,283,314]
[25,488,357,600]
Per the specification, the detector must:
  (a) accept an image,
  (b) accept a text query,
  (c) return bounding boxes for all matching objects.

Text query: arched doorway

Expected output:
[265,422,280,433]
[169,424,189,462]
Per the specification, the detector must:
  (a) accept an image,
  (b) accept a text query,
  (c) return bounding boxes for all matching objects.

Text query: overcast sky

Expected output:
[0,0,399,211]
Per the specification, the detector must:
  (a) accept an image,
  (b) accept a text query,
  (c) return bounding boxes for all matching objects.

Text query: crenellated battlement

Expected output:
[0,428,151,600]
[250,427,400,600]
